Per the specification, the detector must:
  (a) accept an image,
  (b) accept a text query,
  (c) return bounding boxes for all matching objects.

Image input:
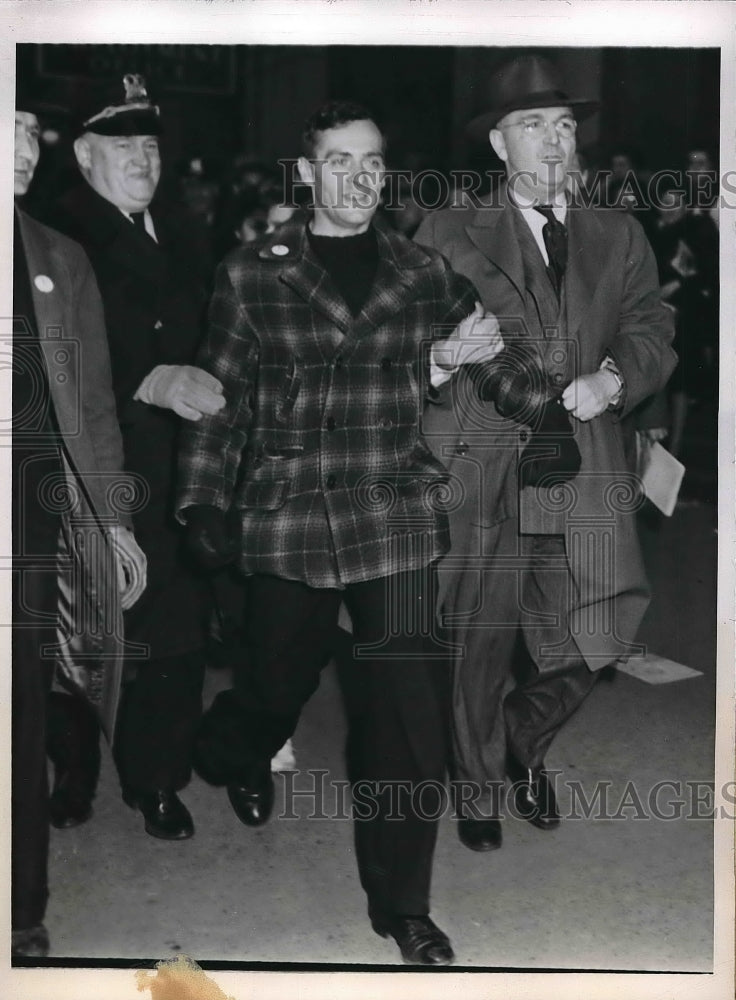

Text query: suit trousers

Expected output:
[209,566,450,917]
[444,520,598,814]
[114,650,206,793]
[12,566,56,930]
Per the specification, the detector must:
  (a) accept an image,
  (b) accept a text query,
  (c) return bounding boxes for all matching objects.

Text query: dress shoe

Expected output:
[12,923,49,958]
[123,788,194,840]
[510,763,560,830]
[49,769,94,829]
[457,817,503,852]
[371,913,455,966]
[227,764,274,827]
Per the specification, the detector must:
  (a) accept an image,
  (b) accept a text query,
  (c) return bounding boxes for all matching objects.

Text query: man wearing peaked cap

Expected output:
[42,72,222,842]
[12,83,147,956]
[76,72,164,137]
[415,54,677,852]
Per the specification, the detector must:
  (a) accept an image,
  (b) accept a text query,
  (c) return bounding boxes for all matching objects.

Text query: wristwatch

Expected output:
[599,355,624,409]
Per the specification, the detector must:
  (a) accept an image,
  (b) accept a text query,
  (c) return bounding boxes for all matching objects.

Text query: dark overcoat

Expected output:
[415,186,677,668]
[177,218,479,589]
[16,207,131,737]
[48,183,211,658]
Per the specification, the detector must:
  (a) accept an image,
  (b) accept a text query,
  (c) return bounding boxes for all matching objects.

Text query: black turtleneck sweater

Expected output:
[306,225,379,318]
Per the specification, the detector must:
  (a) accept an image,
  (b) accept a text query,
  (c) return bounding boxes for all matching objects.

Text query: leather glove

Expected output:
[518,397,582,489]
[183,505,240,571]
[134,365,225,421]
[108,525,147,610]
[466,342,553,428]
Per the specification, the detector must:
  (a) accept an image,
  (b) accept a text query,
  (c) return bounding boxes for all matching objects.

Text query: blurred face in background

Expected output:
[657,189,687,225]
[687,149,713,175]
[611,153,633,179]
[491,106,576,203]
[74,132,161,212]
[234,203,296,244]
[298,118,385,236]
[266,203,296,233]
[15,111,40,196]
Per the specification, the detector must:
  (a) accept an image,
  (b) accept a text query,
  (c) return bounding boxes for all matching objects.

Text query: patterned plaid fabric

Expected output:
[177,218,478,588]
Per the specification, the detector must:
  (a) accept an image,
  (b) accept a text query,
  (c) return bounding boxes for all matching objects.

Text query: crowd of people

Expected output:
[11,53,713,966]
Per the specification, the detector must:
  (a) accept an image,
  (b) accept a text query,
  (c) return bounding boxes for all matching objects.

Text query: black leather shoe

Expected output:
[371,913,455,966]
[49,770,94,829]
[510,764,560,830]
[227,765,274,827]
[123,789,194,840]
[12,923,50,958]
[457,817,503,851]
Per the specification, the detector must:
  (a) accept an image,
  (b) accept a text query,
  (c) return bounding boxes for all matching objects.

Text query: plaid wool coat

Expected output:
[177,218,479,588]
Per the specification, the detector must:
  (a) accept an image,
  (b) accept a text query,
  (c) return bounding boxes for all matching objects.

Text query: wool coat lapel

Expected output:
[16,208,80,437]
[264,221,434,348]
[465,188,525,304]
[565,205,610,344]
[264,224,353,342]
[353,228,431,337]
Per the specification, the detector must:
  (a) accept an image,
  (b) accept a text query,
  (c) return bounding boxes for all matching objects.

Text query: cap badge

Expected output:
[123,74,149,103]
[271,244,289,256]
[34,275,54,293]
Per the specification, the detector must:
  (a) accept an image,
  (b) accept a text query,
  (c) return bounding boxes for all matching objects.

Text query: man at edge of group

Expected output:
[12,87,146,957]
[177,100,504,965]
[415,55,676,853]
[43,74,225,841]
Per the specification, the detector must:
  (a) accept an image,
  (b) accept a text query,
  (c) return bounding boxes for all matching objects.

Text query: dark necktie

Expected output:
[130,211,147,234]
[534,205,567,297]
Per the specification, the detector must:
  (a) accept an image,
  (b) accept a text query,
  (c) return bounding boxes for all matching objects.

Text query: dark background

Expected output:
[17,43,720,181]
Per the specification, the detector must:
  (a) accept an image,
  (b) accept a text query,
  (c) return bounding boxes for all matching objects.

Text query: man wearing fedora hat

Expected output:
[42,73,224,841]
[416,54,676,852]
[12,85,147,956]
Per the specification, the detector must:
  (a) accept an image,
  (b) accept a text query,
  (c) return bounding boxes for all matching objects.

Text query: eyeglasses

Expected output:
[499,117,577,139]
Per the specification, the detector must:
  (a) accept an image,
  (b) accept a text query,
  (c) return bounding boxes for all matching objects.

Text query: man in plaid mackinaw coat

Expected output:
[176,101,504,965]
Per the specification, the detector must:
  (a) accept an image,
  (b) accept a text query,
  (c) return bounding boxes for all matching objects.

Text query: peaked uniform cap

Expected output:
[75,73,162,137]
[467,55,599,142]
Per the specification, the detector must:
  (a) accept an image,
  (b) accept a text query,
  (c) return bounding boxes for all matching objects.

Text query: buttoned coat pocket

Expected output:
[235,480,290,510]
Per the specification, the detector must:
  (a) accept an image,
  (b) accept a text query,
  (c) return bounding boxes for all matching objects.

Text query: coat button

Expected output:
[381,357,393,372]
[334,355,343,369]
[553,372,564,384]
[455,440,469,455]
[519,431,529,443]
[326,474,337,489]
[325,416,336,431]
[380,417,393,429]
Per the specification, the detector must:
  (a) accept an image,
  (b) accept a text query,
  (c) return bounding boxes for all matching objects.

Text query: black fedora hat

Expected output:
[466,55,599,143]
[15,77,69,121]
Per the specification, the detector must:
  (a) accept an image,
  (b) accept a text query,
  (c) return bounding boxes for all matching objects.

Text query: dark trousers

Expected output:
[12,567,56,930]
[48,650,205,796]
[199,566,449,917]
[443,522,598,813]
[114,650,205,793]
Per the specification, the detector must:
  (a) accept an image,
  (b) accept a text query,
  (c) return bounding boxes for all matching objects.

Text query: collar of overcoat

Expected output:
[257,215,436,341]
[58,181,166,285]
[464,182,610,342]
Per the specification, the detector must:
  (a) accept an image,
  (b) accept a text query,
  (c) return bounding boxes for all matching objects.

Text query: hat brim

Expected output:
[79,108,163,138]
[466,97,599,144]
[15,92,69,121]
